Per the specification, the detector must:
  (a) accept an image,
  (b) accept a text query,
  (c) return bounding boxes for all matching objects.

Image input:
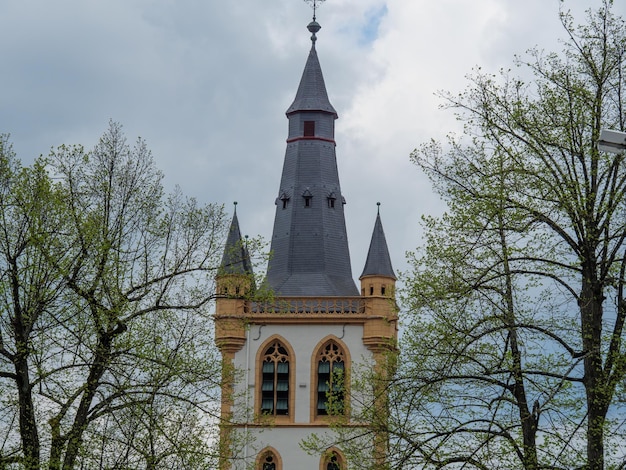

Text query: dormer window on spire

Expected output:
[302,188,313,207]
[278,191,290,210]
[327,192,336,209]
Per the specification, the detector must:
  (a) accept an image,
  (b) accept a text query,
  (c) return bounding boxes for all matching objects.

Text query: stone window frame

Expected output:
[256,336,296,422]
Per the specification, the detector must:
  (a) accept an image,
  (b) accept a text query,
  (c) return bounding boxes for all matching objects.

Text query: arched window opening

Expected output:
[257,448,282,470]
[317,342,345,416]
[262,453,276,470]
[261,341,290,416]
[327,453,340,470]
[321,449,346,470]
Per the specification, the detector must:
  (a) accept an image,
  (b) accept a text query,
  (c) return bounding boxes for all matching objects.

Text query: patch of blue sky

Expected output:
[359,4,387,45]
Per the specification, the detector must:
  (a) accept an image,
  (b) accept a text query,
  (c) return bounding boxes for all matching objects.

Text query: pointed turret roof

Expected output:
[285,21,337,117]
[360,205,396,280]
[220,204,254,276]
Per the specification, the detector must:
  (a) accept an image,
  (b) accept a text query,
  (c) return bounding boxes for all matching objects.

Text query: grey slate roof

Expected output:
[360,210,396,280]
[285,40,337,117]
[220,210,254,276]
[265,23,358,297]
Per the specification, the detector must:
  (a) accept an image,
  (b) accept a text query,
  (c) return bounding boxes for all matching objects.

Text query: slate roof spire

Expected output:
[360,203,396,280]
[285,19,337,117]
[265,17,358,297]
[220,202,254,276]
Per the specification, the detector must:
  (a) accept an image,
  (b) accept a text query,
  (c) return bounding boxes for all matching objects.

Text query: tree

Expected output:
[0,122,231,468]
[0,134,63,469]
[396,1,626,469]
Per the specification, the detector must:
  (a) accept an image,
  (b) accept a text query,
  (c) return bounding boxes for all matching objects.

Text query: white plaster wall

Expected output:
[252,427,337,468]
[229,322,372,466]
[228,426,344,469]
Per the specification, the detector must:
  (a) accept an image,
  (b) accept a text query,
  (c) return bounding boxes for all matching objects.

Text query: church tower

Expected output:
[215,10,398,470]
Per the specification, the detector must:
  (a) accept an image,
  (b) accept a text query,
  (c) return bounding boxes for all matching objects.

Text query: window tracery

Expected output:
[261,341,290,416]
[257,448,282,470]
[316,341,345,416]
[320,449,346,470]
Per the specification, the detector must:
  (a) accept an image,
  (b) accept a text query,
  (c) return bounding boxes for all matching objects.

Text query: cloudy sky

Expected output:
[1,0,622,287]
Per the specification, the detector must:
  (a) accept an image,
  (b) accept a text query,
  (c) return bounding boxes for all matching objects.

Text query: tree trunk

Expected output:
[15,353,39,470]
[48,418,64,470]
[9,254,40,469]
[499,218,538,470]
[61,332,112,470]
[580,273,608,470]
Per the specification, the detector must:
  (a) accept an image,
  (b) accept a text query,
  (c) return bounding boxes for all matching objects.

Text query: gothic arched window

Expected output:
[263,453,276,470]
[261,340,290,416]
[316,341,345,416]
[257,448,282,470]
[321,449,346,470]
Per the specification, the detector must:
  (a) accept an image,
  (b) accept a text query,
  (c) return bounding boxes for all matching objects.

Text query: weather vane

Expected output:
[304,0,326,21]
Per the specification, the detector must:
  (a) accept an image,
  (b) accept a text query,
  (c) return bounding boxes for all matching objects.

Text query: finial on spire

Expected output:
[304,0,325,43]
[304,0,326,21]
[233,201,238,213]
[377,201,381,214]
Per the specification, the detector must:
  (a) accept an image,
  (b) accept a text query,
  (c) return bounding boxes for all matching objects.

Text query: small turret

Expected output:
[220,202,253,276]
[215,204,253,356]
[361,204,398,353]
[360,203,396,298]
[217,202,255,298]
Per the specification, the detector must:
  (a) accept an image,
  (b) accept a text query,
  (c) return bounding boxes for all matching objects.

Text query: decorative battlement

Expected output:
[250,297,364,314]
[216,294,396,318]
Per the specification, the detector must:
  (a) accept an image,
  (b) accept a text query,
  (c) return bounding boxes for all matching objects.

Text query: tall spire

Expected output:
[360,204,396,280]
[265,15,358,297]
